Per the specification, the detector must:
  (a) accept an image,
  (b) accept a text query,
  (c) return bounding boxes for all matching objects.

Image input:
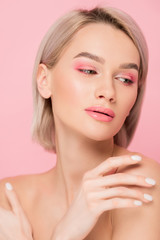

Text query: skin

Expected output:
[40,23,139,204]
[0,23,160,240]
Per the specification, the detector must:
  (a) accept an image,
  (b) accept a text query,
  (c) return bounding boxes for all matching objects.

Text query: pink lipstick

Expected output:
[84,106,115,122]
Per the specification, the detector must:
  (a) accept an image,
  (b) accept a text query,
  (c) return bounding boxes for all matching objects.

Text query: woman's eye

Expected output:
[78,69,97,75]
[118,77,134,85]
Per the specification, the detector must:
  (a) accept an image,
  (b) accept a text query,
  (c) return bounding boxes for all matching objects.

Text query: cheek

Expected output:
[51,72,86,112]
[113,89,137,134]
[119,88,138,117]
[127,90,138,111]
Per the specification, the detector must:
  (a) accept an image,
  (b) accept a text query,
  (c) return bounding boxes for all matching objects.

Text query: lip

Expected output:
[84,106,115,118]
[84,106,115,122]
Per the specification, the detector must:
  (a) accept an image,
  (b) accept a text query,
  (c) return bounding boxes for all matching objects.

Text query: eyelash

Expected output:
[116,77,134,85]
[77,68,134,85]
[78,68,97,75]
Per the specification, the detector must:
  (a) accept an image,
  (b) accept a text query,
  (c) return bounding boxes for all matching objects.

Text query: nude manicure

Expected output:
[131,155,142,161]
[134,200,142,206]
[5,182,13,191]
[144,193,153,201]
[145,178,156,185]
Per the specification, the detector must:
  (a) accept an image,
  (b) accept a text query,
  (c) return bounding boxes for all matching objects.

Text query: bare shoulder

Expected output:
[116,145,160,180]
[111,146,160,240]
[0,174,36,211]
[0,169,55,211]
[115,145,160,203]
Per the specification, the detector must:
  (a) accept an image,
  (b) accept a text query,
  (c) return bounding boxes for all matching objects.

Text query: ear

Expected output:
[36,63,52,99]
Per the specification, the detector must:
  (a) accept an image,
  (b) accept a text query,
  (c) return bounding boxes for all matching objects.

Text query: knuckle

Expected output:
[116,187,126,195]
[126,188,143,202]
[107,157,117,167]
[134,175,142,184]
[126,187,137,194]
[133,189,142,198]
[117,173,125,181]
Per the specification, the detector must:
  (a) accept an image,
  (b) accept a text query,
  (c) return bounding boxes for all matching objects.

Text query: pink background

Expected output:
[0,0,160,179]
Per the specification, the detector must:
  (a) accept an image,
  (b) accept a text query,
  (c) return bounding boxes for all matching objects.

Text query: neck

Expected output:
[54,129,115,206]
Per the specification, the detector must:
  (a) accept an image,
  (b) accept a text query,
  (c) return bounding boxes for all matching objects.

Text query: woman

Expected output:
[0,6,160,240]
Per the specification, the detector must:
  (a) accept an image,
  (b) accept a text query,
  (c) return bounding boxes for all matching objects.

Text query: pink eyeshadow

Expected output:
[73,61,96,70]
[120,73,137,82]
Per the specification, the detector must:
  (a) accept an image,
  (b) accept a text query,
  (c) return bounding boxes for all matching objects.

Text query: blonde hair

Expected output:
[31,6,148,153]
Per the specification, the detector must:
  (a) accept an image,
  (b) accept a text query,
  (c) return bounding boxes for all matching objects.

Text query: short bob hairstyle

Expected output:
[31,6,148,153]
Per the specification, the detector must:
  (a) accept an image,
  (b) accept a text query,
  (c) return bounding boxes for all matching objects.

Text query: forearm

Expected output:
[50,220,85,240]
[51,232,72,240]
[51,228,74,240]
[50,221,74,240]
[52,235,83,240]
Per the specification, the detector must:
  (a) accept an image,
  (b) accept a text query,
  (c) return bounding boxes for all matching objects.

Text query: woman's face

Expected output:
[47,23,140,141]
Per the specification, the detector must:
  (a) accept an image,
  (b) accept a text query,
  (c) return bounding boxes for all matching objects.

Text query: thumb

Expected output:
[5,182,23,216]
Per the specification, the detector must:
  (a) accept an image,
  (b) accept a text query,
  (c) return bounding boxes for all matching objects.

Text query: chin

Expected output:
[81,129,114,142]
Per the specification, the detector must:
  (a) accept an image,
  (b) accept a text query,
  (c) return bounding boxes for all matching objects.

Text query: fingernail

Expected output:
[134,200,142,206]
[144,193,153,201]
[145,178,156,185]
[5,182,13,191]
[131,155,142,161]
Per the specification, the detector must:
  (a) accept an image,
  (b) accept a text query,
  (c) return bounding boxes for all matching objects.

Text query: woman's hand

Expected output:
[0,183,33,240]
[51,155,156,240]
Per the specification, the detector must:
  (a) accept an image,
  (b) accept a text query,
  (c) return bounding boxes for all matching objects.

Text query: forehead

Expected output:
[59,23,140,66]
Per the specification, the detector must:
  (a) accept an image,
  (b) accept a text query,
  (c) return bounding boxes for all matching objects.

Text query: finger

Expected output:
[87,187,153,203]
[92,173,156,188]
[5,183,23,216]
[88,155,142,177]
[97,197,143,214]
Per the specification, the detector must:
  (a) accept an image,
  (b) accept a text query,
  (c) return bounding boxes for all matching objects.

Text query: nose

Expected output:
[95,77,116,103]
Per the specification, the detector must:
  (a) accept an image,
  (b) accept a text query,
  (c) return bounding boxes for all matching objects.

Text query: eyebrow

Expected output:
[73,52,105,64]
[73,51,139,71]
[119,63,139,71]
